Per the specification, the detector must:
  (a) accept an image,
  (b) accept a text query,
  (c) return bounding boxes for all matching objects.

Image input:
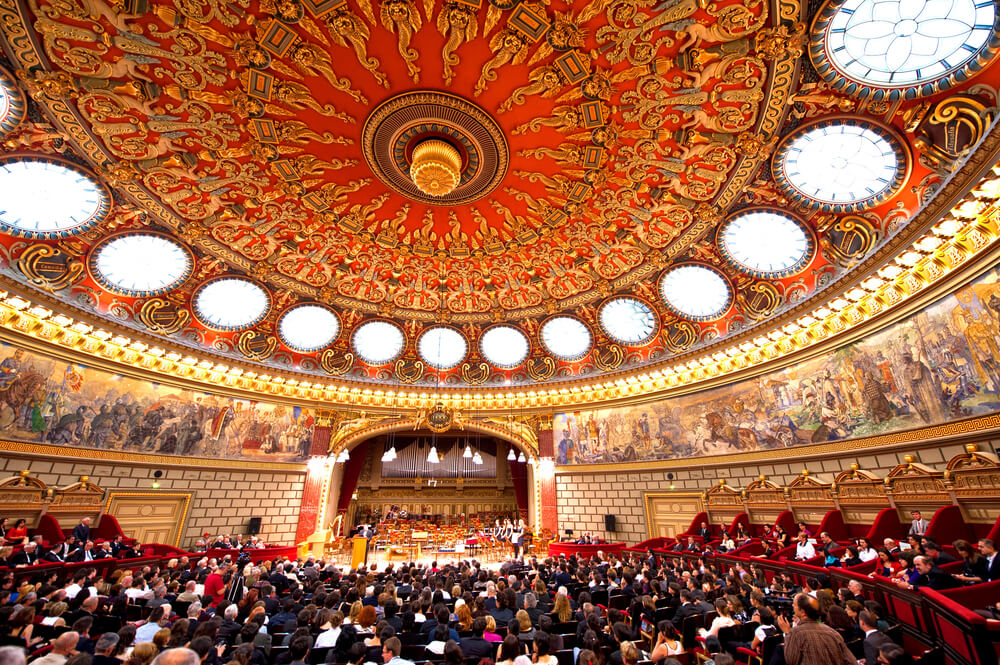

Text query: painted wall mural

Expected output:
[0,342,313,461]
[554,265,1000,465]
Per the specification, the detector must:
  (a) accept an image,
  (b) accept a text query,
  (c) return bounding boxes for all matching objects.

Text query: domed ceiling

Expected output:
[0,0,999,393]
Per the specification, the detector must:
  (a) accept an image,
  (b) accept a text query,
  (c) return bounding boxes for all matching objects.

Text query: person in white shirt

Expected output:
[857,538,879,562]
[135,605,171,644]
[795,533,816,561]
[314,611,344,648]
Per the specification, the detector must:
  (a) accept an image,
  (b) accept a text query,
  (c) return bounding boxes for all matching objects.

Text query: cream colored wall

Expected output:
[554,439,990,545]
[0,451,306,548]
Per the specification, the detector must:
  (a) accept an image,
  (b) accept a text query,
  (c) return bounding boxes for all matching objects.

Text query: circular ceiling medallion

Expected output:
[772,117,908,212]
[192,277,270,331]
[278,304,340,352]
[89,232,193,296]
[418,326,468,370]
[480,325,530,369]
[718,209,815,278]
[540,316,593,361]
[362,91,508,206]
[0,67,26,137]
[659,264,733,321]
[599,297,658,346]
[352,319,406,365]
[811,0,1000,99]
[0,155,111,238]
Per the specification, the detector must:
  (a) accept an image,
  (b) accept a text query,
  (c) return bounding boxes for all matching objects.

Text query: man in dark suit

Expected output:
[72,517,92,543]
[7,541,39,566]
[696,522,711,539]
[901,555,961,591]
[461,618,494,660]
[979,538,1000,582]
[68,540,97,562]
[683,536,699,552]
[692,591,714,615]
[923,542,957,566]
[860,611,894,665]
[671,589,699,629]
[92,632,123,665]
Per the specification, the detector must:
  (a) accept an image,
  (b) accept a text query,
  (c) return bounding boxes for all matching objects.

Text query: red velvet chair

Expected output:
[815,510,850,541]
[925,505,975,546]
[865,507,904,545]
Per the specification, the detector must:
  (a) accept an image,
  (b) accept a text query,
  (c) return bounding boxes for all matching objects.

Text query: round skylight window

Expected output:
[0,156,110,237]
[599,298,657,345]
[278,304,340,352]
[480,325,530,369]
[540,316,592,361]
[718,210,814,277]
[0,67,25,136]
[91,233,193,296]
[193,277,270,331]
[659,264,733,321]
[812,0,999,98]
[772,119,907,212]
[418,327,468,370]
[352,320,405,365]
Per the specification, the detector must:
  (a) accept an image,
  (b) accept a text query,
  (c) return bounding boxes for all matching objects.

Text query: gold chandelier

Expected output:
[410,139,462,196]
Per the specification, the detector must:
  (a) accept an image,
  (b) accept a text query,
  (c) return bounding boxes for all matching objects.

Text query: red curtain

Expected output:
[509,457,529,520]
[336,439,369,515]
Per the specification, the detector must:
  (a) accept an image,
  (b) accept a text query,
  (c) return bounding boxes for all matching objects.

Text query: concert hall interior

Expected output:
[4,0,1000,663]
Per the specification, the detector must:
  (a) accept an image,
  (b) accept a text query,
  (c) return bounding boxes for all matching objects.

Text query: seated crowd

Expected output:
[1,516,982,665]
[1,519,137,567]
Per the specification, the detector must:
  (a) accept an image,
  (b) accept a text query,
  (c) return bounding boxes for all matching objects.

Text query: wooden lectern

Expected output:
[351,536,369,569]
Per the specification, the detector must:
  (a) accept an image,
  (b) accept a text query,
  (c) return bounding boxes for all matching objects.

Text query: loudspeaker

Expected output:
[247,517,262,535]
[604,514,616,532]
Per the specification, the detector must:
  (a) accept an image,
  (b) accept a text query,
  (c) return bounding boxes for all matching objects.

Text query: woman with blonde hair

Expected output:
[41,601,68,627]
[619,642,640,665]
[483,615,502,643]
[346,600,363,625]
[552,593,572,623]
[125,642,158,665]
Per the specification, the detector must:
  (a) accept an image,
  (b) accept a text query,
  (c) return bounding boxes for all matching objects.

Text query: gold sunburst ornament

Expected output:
[410,139,462,196]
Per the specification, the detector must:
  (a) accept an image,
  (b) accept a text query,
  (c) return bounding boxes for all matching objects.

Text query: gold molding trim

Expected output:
[557,413,1000,475]
[643,491,703,541]
[104,491,192,548]
[0,440,308,472]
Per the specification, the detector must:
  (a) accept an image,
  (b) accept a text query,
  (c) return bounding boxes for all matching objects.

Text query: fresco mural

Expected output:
[0,342,313,461]
[555,265,1000,465]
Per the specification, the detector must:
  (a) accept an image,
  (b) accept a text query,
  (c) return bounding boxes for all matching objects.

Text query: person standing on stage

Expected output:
[501,518,514,555]
[512,519,526,559]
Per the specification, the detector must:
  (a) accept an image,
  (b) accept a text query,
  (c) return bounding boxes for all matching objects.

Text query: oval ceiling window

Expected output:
[540,316,592,361]
[91,233,193,296]
[193,277,270,331]
[418,326,468,370]
[352,320,405,365]
[718,210,814,277]
[0,67,25,136]
[772,118,907,212]
[480,325,530,369]
[659,264,733,321]
[812,0,999,98]
[0,156,111,238]
[278,304,341,352]
[599,298,657,345]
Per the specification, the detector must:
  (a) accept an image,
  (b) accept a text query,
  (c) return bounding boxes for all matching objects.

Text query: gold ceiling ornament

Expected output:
[410,139,462,196]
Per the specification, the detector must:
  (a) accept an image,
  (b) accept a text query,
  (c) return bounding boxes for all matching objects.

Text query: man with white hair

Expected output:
[216,604,242,643]
[93,632,122,665]
[177,581,199,604]
[899,555,961,591]
[0,646,26,665]
[847,580,864,599]
[31,631,79,665]
[151,648,200,665]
